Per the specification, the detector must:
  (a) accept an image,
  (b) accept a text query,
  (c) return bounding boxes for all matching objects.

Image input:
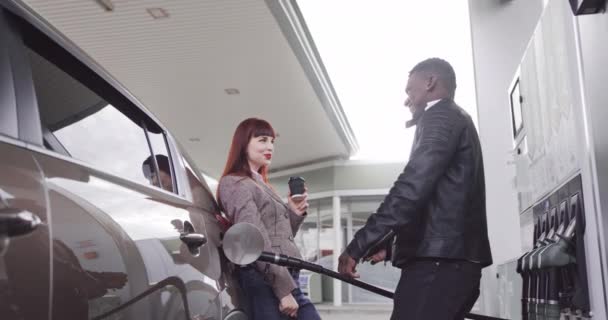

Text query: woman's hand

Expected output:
[287,187,309,216]
[279,293,299,317]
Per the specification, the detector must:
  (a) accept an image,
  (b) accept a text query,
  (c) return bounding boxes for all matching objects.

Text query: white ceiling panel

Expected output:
[20,0,357,177]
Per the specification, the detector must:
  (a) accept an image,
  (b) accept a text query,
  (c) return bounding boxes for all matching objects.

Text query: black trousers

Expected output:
[391,258,482,320]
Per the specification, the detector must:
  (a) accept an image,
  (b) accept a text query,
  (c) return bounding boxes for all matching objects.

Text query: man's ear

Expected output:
[426,75,437,91]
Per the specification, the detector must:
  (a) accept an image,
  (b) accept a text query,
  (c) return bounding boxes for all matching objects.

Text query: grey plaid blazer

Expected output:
[218,174,306,299]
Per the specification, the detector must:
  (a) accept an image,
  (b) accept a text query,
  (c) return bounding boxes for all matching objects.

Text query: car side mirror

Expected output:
[222,223,264,265]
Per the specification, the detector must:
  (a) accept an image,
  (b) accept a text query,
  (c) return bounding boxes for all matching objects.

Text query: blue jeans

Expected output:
[238,267,321,320]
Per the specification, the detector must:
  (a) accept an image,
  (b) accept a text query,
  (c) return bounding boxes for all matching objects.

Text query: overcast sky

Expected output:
[297,0,477,161]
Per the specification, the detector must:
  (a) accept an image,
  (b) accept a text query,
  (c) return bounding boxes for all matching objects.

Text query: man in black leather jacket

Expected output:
[338,58,492,320]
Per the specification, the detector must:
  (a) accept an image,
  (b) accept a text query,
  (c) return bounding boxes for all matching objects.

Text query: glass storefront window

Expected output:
[294,196,401,304]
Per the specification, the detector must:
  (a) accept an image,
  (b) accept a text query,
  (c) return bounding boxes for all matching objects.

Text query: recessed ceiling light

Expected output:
[147,8,169,19]
[224,88,240,95]
[189,137,201,142]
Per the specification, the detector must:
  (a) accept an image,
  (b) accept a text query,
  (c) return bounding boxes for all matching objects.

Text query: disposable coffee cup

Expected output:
[288,177,306,201]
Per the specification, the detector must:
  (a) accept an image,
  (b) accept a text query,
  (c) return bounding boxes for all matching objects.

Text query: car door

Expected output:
[0,8,51,320]
[3,4,222,319]
[177,147,243,319]
[0,143,51,320]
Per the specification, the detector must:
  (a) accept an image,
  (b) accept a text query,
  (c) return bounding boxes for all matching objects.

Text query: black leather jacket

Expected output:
[346,99,492,268]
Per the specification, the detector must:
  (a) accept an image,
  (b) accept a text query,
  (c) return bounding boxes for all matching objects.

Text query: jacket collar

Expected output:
[405,98,452,128]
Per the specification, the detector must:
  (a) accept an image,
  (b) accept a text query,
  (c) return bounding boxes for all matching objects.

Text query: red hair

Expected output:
[217,118,276,203]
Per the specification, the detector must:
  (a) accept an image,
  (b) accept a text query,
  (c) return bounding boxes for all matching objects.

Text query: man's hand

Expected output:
[338,251,360,278]
[364,248,387,265]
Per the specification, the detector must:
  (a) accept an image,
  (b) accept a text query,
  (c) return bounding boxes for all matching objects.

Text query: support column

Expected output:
[332,195,342,306]
[346,208,353,244]
[316,201,321,264]
[346,203,353,304]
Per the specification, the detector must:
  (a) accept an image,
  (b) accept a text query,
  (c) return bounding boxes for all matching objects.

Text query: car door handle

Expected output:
[180,233,207,256]
[0,208,42,237]
[180,233,207,247]
[179,220,206,256]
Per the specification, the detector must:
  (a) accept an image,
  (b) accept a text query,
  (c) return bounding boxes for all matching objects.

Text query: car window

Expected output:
[172,141,218,211]
[181,151,219,213]
[147,130,176,192]
[52,105,152,185]
[25,46,176,193]
[0,10,19,139]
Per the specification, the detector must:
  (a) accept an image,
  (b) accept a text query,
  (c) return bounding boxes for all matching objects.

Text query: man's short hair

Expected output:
[410,58,457,98]
[142,154,171,178]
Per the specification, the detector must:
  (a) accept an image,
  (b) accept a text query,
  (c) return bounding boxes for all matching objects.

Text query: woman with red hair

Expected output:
[218,118,320,320]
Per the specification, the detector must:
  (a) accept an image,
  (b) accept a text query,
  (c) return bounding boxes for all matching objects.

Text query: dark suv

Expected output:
[0,2,242,319]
